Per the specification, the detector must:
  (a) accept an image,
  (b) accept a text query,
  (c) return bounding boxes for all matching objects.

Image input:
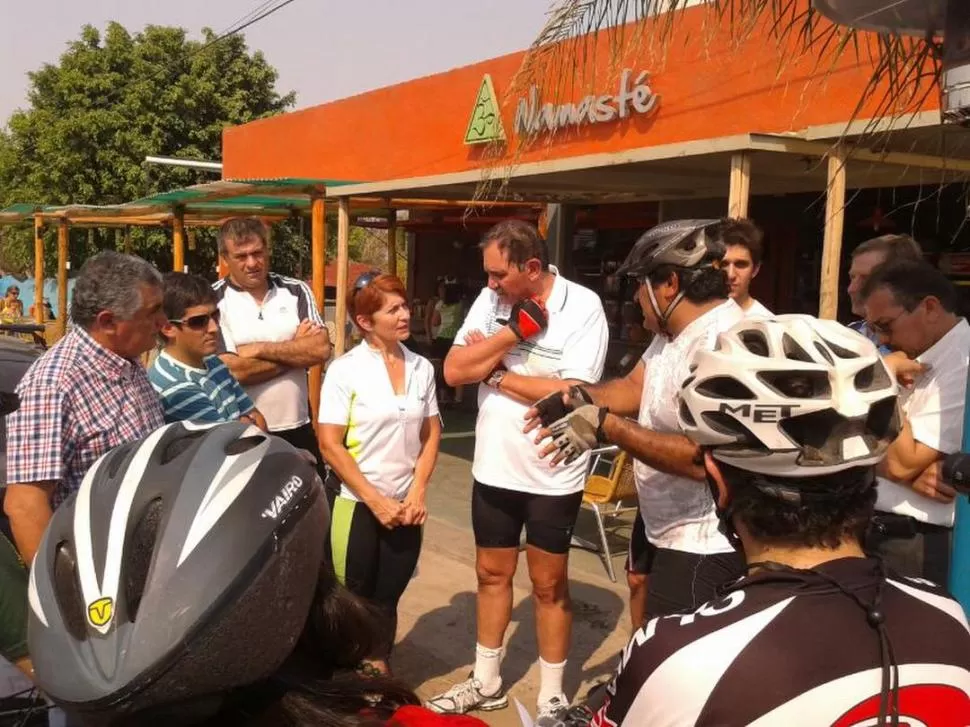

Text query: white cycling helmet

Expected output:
[679,314,900,477]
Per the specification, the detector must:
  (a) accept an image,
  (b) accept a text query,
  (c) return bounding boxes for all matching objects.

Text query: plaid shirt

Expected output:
[5,327,164,506]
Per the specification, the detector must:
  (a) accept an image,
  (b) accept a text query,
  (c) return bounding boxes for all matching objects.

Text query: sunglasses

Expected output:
[353,270,382,298]
[170,310,221,331]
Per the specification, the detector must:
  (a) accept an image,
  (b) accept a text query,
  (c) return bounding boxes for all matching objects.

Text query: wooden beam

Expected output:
[173,207,186,272]
[335,198,351,356]
[57,220,69,338]
[387,211,398,277]
[819,149,848,320]
[33,216,45,325]
[308,194,326,427]
[728,152,752,218]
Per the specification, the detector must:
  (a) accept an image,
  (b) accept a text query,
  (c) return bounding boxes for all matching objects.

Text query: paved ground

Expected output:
[392,407,638,725]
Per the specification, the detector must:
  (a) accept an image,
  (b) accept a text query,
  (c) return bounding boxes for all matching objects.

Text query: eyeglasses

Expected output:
[170,310,221,331]
[353,270,381,298]
[868,303,920,336]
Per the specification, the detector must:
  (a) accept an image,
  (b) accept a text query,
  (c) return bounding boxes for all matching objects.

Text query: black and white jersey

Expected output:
[213,273,324,432]
[593,558,970,726]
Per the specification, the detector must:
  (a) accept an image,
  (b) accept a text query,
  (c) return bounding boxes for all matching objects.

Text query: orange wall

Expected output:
[223,3,940,182]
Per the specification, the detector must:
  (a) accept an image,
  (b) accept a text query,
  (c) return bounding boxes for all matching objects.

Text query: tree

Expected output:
[0,22,295,274]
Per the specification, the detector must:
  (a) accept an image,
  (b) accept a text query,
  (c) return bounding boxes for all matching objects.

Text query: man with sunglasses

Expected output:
[861,260,970,582]
[150,273,267,429]
[213,218,330,473]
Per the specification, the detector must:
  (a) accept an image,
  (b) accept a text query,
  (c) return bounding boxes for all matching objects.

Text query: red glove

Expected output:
[508,297,548,341]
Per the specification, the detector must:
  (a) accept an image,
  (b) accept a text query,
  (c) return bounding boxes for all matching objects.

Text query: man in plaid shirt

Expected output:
[3,251,167,565]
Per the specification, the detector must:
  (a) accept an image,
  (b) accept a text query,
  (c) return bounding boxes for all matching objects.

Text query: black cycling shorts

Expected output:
[471,481,583,555]
[645,548,746,620]
[626,508,657,576]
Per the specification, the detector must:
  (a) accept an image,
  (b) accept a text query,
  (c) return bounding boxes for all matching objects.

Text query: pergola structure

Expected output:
[0,178,538,420]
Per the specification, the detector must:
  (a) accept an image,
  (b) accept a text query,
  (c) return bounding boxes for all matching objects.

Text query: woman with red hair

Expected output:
[318,272,442,676]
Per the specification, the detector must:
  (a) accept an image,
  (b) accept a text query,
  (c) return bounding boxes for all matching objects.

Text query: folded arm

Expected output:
[443,327,519,386]
[879,418,944,487]
[238,331,331,370]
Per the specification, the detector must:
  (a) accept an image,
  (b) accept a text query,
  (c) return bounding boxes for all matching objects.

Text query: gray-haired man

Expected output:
[4,251,167,566]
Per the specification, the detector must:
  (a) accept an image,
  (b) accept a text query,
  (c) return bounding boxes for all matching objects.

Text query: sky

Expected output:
[0,0,555,123]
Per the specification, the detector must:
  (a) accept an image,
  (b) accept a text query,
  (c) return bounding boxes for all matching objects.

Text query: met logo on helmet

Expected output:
[719,402,799,423]
[87,597,113,628]
[262,475,304,520]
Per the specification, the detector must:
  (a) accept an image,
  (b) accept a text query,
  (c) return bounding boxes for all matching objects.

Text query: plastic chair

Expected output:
[572,447,638,582]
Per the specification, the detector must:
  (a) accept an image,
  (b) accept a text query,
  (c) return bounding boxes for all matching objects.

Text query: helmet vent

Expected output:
[225,435,268,456]
[125,498,164,622]
[813,342,835,365]
[855,364,892,393]
[739,330,770,357]
[701,411,760,445]
[679,400,696,427]
[821,338,859,359]
[53,542,87,641]
[781,334,813,363]
[867,396,901,441]
[161,431,206,465]
[695,376,756,400]
[758,371,831,399]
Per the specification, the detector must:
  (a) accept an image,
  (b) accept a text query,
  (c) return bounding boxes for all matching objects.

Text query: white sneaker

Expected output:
[535,694,570,725]
[425,673,508,714]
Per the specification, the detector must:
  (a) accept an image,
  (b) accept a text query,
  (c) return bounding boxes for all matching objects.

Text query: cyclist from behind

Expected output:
[561,316,970,726]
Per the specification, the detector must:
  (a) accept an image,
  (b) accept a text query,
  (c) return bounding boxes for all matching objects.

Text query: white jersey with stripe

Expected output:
[213,273,324,432]
[592,557,970,726]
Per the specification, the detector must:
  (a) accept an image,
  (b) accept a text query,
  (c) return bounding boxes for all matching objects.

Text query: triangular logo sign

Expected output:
[464,74,506,145]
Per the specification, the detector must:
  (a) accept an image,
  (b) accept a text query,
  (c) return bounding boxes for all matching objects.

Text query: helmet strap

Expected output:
[704,470,743,551]
[646,283,686,338]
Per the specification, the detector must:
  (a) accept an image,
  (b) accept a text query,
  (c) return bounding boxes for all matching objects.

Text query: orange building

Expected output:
[223,1,969,369]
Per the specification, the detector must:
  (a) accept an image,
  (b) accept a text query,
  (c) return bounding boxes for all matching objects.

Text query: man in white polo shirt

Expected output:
[426,220,608,721]
[861,259,970,583]
[213,217,331,476]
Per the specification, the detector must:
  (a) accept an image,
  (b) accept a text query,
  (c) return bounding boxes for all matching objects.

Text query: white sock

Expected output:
[473,643,503,695]
[537,657,567,706]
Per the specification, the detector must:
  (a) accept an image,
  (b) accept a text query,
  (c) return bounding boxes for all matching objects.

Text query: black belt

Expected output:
[871,512,950,540]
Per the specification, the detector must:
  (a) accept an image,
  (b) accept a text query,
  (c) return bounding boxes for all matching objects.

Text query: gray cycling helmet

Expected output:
[28,421,329,725]
[617,219,724,279]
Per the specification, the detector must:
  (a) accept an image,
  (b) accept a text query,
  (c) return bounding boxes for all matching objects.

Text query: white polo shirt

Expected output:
[455,267,609,496]
[876,318,970,527]
[635,299,745,553]
[744,299,773,318]
[214,273,324,432]
[318,341,438,501]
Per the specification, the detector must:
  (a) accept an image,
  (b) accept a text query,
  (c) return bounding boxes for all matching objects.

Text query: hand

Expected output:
[539,405,609,466]
[464,329,486,345]
[882,351,928,389]
[507,297,548,341]
[912,460,957,503]
[524,385,594,435]
[368,494,407,529]
[296,318,324,339]
[402,489,428,526]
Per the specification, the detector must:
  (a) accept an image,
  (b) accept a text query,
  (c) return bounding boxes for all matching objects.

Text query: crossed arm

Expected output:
[221,322,332,386]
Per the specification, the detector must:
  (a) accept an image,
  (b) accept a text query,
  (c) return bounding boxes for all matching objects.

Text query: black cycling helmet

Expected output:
[617,219,727,335]
[28,421,329,725]
[616,219,725,280]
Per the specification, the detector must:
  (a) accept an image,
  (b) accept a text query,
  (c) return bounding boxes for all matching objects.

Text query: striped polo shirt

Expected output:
[148,351,255,424]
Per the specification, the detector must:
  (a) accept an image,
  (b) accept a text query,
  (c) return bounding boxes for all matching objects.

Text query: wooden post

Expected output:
[335,198,351,357]
[819,148,848,319]
[57,220,69,338]
[387,211,398,277]
[123,226,132,254]
[173,207,186,272]
[728,152,752,218]
[33,216,45,324]
[308,194,327,427]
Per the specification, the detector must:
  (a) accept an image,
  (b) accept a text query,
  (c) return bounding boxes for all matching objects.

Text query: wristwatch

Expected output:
[485,367,507,389]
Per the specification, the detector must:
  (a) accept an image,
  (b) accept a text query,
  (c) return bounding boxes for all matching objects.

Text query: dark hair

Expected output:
[219,218,269,256]
[480,220,549,270]
[861,260,958,313]
[721,464,876,549]
[851,233,922,264]
[720,218,764,266]
[646,257,729,304]
[71,251,163,330]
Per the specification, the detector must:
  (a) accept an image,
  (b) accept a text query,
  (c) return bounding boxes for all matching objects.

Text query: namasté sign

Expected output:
[463,69,660,145]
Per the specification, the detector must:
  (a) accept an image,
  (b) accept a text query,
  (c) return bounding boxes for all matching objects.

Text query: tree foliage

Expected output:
[0,23,295,275]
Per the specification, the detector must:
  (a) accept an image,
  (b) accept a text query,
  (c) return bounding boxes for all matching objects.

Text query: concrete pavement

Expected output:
[392,408,638,725]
